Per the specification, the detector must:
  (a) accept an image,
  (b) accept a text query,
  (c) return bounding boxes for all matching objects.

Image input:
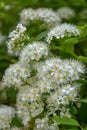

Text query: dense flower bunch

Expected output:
[3,62,31,88]
[7,23,30,56]
[57,7,75,20]
[0,105,15,129]
[16,86,44,126]
[20,8,61,25]
[46,23,80,44]
[1,6,86,130]
[19,41,49,63]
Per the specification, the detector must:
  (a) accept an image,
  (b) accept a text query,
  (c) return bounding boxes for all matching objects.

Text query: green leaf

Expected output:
[60,37,78,57]
[53,116,80,126]
[80,98,87,103]
[83,48,87,57]
[70,106,77,115]
[78,56,87,63]
[35,31,48,41]
[61,37,78,46]
[41,92,50,100]
[76,79,87,84]
[85,125,87,130]
[11,116,23,127]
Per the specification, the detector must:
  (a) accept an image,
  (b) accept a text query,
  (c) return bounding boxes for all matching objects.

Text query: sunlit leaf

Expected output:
[80,98,87,103]
[78,56,87,63]
[53,116,80,126]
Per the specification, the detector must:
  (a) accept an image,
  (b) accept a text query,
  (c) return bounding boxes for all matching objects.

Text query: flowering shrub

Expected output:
[0,1,87,130]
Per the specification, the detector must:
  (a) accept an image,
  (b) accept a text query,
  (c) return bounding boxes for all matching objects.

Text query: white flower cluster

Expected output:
[2,7,86,130]
[20,8,61,25]
[0,105,15,129]
[16,86,44,126]
[35,116,49,129]
[19,42,49,64]
[7,23,29,56]
[46,23,80,44]
[15,57,85,128]
[47,84,79,117]
[37,58,84,92]
[34,115,59,130]
[57,7,75,20]
[3,62,30,88]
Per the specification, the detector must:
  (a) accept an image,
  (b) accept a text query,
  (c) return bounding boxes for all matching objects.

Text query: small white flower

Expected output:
[0,105,15,129]
[57,7,75,20]
[35,116,49,129]
[48,123,59,130]
[7,23,29,56]
[35,115,59,130]
[16,86,44,126]
[19,41,49,65]
[59,107,71,118]
[46,23,80,44]
[20,8,61,25]
[47,83,78,116]
[9,23,26,39]
[37,58,84,92]
[3,62,30,88]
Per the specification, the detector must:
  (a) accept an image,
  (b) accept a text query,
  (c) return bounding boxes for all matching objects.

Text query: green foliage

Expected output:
[80,98,87,103]
[85,126,87,130]
[6,88,18,105]
[77,103,87,124]
[78,56,87,63]
[70,106,78,115]
[0,43,11,80]
[11,116,23,127]
[60,37,78,57]
[35,30,48,41]
[53,116,80,126]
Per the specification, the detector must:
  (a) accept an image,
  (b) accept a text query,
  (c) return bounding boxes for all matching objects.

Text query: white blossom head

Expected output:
[19,41,49,65]
[3,62,31,88]
[7,23,29,56]
[47,83,79,107]
[20,8,38,25]
[57,7,75,20]
[35,115,49,129]
[0,105,15,129]
[16,86,44,126]
[37,58,85,93]
[34,115,59,130]
[46,23,80,44]
[46,83,80,118]
[36,8,61,24]
[59,107,71,118]
[20,8,61,26]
